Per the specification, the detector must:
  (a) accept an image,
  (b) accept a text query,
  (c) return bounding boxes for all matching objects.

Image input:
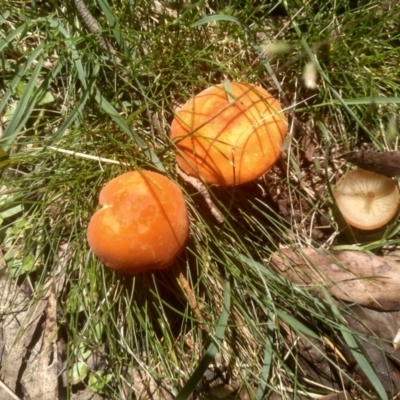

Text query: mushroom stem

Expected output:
[176,164,224,224]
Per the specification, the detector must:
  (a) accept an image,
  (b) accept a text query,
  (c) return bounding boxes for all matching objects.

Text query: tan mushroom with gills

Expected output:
[334,169,399,230]
[171,81,288,186]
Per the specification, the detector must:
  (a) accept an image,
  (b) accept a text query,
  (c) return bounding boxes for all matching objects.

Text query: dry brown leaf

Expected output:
[342,305,400,398]
[20,279,58,400]
[0,253,47,400]
[343,306,400,396]
[282,325,343,391]
[271,248,400,310]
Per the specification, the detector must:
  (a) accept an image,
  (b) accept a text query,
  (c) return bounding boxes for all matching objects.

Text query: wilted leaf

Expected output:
[279,322,342,391]
[271,248,400,310]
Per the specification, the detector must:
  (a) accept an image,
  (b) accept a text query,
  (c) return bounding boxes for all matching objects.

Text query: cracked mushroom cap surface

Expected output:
[87,171,189,274]
[171,81,288,186]
[334,169,399,230]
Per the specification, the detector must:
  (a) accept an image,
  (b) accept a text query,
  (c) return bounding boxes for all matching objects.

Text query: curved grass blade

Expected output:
[276,310,319,340]
[94,89,165,171]
[0,41,44,118]
[40,17,88,90]
[2,54,44,147]
[2,56,65,148]
[51,77,95,142]
[0,11,11,27]
[0,147,10,170]
[322,288,388,400]
[191,14,242,27]
[0,21,29,53]
[333,97,400,105]
[256,318,274,400]
[97,0,128,56]
[175,275,231,400]
[292,23,376,144]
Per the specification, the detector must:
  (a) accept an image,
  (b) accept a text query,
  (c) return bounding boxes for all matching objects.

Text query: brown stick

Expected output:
[176,261,208,333]
[73,0,121,62]
[176,164,224,224]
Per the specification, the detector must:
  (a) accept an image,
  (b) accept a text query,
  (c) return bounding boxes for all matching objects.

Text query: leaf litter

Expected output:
[0,248,53,400]
[272,247,400,397]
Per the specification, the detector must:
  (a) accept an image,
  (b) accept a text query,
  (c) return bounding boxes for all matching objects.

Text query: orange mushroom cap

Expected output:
[171,81,288,186]
[87,171,189,274]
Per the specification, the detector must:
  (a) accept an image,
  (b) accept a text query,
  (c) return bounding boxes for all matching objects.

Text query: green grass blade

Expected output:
[256,318,274,400]
[40,17,88,89]
[51,80,94,142]
[276,310,319,340]
[334,97,400,105]
[0,21,29,52]
[0,11,11,26]
[292,28,377,144]
[2,55,65,147]
[97,0,128,56]
[175,275,231,400]
[2,53,44,147]
[323,288,388,400]
[94,89,165,171]
[0,42,45,117]
[191,14,242,27]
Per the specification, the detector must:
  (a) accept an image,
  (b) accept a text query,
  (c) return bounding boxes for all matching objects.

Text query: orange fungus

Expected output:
[87,171,189,274]
[171,81,288,186]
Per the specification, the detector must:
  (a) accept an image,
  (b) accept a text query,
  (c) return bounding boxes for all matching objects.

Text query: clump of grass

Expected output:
[1,0,400,399]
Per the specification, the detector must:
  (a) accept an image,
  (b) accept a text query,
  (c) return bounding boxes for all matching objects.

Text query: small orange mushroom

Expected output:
[87,171,189,274]
[171,81,288,186]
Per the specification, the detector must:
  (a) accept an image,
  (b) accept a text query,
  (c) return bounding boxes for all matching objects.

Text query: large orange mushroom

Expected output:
[87,171,189,274]
[171,81,288,186]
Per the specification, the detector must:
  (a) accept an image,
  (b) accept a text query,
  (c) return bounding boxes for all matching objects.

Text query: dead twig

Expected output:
[0,380,21,400]
[73,0,121,62]
[176,260,208,333]
[176,164,224,224]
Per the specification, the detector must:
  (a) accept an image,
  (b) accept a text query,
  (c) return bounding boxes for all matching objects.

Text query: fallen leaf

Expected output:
[20,279,58,400]
[0,250,47,399]
[343,306,400,396]
[271,248,400,310]
[340,151,400,178]
[280,322,343,391]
